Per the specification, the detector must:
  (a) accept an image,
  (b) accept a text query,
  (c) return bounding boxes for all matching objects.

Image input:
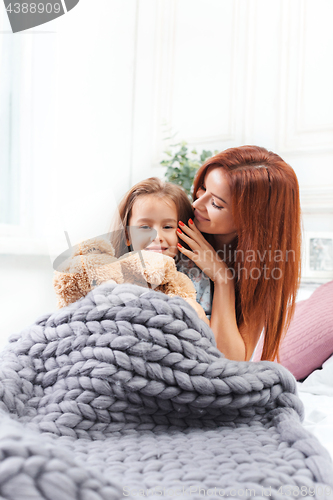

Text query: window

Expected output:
[0,32,21,225]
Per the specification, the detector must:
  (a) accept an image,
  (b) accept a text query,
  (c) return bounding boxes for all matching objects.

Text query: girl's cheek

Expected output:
[129,228,150,250]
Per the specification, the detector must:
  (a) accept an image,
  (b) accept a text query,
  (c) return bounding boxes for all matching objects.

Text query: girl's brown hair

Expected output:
[193,145,302,361]
[110,177,193,258]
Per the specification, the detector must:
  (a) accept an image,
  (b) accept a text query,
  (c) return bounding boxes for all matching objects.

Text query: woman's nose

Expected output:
[192,194,206,211]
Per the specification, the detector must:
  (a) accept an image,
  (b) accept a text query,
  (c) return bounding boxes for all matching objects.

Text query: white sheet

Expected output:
[297,355,333,461]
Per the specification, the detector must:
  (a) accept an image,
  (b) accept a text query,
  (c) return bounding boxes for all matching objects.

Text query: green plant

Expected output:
[161,141,217,197]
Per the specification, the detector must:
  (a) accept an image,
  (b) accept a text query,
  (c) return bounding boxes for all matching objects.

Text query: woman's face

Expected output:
[192,166,237,245]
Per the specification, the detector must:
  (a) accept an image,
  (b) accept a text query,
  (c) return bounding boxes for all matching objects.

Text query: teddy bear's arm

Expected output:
[53,271,88,308]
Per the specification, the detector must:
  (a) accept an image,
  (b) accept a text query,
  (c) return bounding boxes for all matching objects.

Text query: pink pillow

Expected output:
[252,280,333,380]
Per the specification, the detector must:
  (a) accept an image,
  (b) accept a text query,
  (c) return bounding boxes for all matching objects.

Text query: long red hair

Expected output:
[193,145,302,361]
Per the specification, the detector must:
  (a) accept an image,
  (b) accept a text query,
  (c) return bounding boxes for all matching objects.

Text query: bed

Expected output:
[254,281,333,460]
[297,356,333,462]
[254,280,333,464]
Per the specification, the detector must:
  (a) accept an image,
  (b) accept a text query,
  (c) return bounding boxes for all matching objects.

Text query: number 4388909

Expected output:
[6,3,61,14]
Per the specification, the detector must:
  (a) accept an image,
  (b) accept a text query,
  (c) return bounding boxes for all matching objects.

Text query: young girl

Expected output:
[109,177,211,321]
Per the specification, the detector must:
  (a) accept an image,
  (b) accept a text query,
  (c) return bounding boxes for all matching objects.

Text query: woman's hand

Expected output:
[178,219,248,360]
[177,219,233,284]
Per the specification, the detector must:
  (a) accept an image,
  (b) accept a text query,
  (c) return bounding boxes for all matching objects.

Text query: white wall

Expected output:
[0,256,56,350]
[131,0,333,231]
[1,0,333,344]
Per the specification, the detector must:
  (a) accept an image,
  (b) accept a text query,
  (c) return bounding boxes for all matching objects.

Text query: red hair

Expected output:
[193,146,302,361]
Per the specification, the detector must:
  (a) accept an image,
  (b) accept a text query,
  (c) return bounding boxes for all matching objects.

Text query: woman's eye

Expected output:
[164,225,174,229]
[211,200,223,210]
[139,225,151,229]
[198,184,223,209]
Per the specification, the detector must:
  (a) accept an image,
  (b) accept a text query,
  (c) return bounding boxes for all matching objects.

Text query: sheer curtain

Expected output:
[0,31,21,225]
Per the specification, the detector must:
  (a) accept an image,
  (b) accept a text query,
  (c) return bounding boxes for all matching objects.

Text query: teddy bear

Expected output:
[53,236,208,322]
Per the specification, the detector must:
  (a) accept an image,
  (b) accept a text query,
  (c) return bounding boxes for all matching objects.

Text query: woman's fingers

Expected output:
[178,219,210,247]
[176,242,198,261]
[178,220,216,256]
[179,220,198,236]
[176,219,230,282]
[177,228,200,250]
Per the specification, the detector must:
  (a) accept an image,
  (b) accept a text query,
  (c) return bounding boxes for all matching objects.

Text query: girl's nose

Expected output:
[153,229,163,242]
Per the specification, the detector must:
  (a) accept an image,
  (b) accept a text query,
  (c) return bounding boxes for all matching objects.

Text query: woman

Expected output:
[176,145,302,362]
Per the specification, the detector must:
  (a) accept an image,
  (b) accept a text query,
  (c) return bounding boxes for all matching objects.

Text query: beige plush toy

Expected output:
[53,237,208,322]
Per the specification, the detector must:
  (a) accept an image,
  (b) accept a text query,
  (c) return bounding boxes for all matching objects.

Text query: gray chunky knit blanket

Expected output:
[1,283,332,500]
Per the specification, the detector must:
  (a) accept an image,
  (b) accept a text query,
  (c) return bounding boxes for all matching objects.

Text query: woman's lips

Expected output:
[194,210,210,222]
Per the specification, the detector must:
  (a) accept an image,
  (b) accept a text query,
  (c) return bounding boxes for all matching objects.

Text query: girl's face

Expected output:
[192,166,237,246]
[127,195,179,259]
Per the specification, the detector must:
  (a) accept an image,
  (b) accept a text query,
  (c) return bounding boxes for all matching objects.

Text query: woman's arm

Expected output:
[177,220,258,361]
[209,277,262,360]
[210,275,246,360]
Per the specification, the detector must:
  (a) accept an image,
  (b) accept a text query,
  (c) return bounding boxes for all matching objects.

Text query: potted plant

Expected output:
[161,141,217,198]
